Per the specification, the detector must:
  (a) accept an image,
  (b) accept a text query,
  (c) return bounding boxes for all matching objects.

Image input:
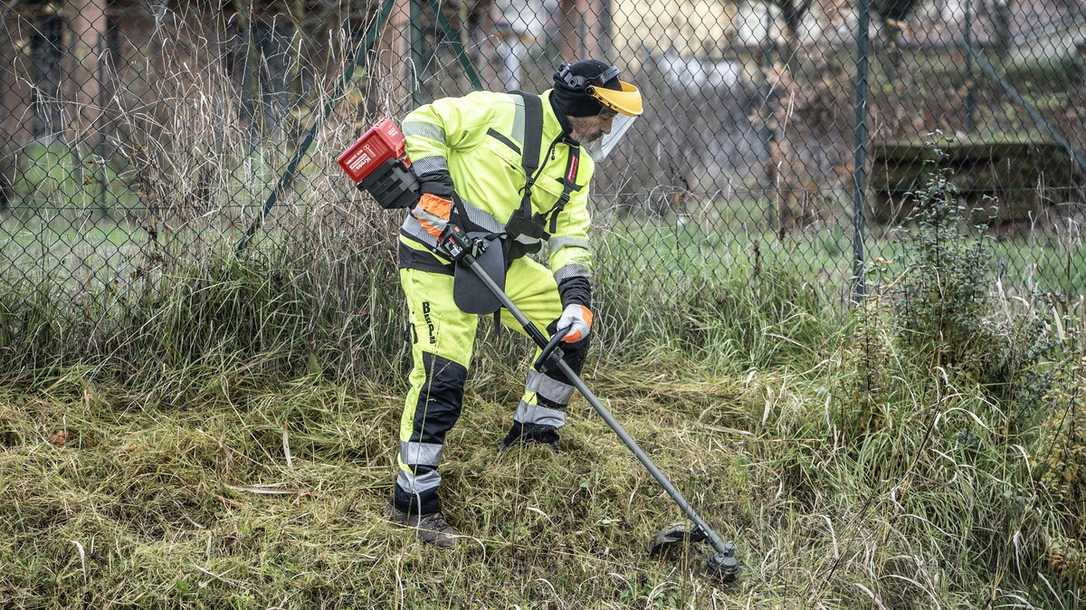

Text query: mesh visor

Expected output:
[586,114,638,162]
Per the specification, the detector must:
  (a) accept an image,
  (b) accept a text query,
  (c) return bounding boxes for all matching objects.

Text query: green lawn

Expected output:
[0,203,1082,301]
[0,213,145,290]
[597,215,1085,299]
[10,142,140,213]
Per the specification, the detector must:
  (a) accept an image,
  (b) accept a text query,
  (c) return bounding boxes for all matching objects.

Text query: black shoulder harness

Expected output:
[503,91,581,260]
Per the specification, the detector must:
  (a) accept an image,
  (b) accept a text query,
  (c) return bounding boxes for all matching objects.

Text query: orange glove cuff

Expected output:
[416,193,453,238]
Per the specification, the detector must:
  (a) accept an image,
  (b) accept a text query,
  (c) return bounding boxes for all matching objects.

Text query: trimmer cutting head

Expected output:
[649,524,740,583]
[707,550,741,582]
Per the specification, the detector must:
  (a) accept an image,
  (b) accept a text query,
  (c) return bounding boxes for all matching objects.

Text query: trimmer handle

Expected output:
[438,225,490,264]
[533,327,569,372]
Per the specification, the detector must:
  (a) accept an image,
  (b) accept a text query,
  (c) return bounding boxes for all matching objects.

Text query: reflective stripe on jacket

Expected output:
[400,89,593,283]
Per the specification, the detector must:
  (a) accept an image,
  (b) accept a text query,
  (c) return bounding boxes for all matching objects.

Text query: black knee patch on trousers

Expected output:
[395,352,466,516]
[411,352,468,445]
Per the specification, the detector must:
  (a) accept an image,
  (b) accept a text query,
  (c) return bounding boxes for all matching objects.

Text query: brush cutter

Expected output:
[439,226,741,583]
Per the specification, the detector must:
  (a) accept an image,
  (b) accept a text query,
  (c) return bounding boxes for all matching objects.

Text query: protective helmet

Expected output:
[552,60,643,117]
[552,60,643,160]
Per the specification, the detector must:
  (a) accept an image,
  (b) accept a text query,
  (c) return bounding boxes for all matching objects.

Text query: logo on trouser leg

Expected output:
[422,302,437,345]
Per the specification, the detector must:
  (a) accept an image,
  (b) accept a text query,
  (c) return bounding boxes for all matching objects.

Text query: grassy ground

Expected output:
[2,328,1083,608]
[0,249,1083,608]
[0,342,1076,608]
[0,180,1083,607]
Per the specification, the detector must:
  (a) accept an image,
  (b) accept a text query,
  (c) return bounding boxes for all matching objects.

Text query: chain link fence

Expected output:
[1,0,1083,308]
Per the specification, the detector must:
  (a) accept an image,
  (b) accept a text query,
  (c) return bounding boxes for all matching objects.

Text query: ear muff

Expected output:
[555,63,621,92]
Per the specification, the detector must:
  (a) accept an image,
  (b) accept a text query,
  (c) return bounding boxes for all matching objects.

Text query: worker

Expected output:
[385,59,643,547]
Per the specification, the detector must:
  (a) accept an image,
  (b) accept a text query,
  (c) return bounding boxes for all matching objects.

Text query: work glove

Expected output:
[417,169,454,198]
[557,304,593,343]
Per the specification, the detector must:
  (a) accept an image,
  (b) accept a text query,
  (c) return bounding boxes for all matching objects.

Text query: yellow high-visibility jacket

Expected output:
[399,89,593,285]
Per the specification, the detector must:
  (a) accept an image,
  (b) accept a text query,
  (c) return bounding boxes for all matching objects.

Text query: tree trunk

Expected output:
[382,0,411,111]
[993,0,1014,59]
[31,5,65,141]
[773,7,804,235]
[1,9,19,208]
[231,1,264,145]
[468,0,500,89]
[287,0,304,101]
[579,0,603,59]
[67,0,108,148]
[599,0,612,60]
[559,0,578,60]
[254,15,295,143]
[1,9,20,143]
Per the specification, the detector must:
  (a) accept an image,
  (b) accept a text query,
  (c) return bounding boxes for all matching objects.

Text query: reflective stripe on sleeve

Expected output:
[549,236,590,251]
[554,263,591,283]
[412,155,448,176]
[403,121,446,142]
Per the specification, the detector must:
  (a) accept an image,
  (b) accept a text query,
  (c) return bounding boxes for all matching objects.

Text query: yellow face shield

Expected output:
[588,80,643,117]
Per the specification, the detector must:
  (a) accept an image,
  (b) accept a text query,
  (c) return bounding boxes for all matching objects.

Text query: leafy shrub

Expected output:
[893,141,993,369]
[891,137,1066,410]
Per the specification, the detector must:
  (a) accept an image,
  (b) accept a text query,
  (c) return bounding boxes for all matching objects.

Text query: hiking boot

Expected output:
[385,503,460,548]
[500,421,560,453]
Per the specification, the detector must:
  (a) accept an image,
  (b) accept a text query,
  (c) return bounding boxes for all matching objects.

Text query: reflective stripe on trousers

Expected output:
[526,369,575,405]
[400,440,443,467]
[513,400,567,428]
[397,467,441,494]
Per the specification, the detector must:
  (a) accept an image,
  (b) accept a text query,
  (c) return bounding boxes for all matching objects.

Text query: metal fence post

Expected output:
[410,0,425,106]
[762,1,776,234]
[964,0,975,131]
[852,0,871,302]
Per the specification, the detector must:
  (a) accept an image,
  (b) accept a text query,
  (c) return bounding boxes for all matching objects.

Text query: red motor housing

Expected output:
[336,117,410,182]
[337,117,419,209]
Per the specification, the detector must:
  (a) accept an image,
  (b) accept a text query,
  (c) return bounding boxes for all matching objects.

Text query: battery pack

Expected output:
[337,117,419,209]
[357,158,419,210]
